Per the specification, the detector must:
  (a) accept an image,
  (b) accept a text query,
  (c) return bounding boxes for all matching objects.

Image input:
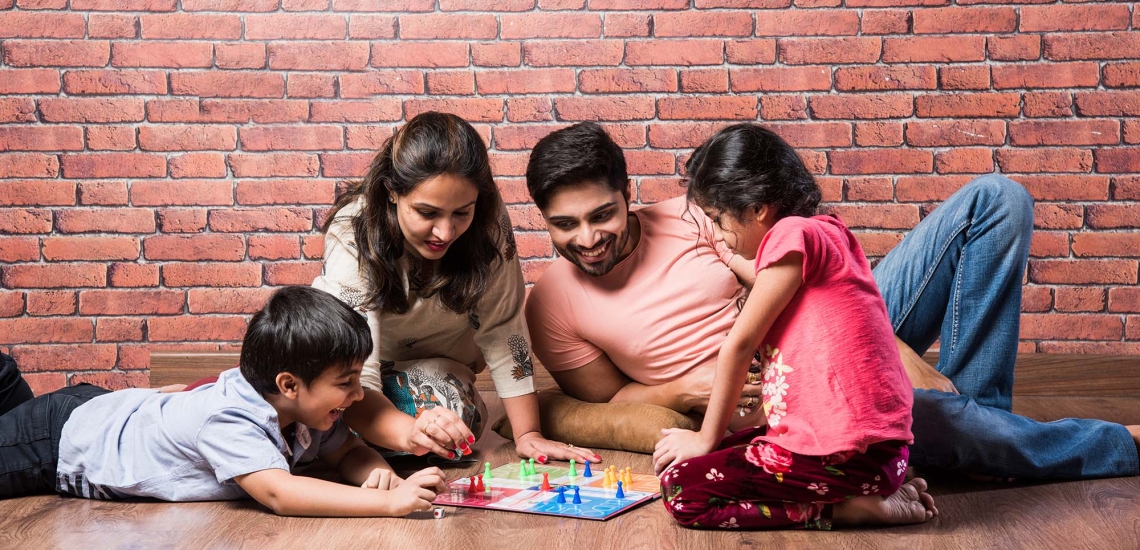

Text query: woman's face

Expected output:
[393,173,479,261]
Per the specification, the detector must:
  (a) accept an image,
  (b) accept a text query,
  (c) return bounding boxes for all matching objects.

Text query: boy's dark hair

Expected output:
[240,286,372,395]
[685,124,821,221]
[526,122,629,210]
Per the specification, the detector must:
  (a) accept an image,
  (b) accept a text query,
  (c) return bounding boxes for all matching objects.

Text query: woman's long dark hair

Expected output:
[685,124,821,221]
[322,112,504,315]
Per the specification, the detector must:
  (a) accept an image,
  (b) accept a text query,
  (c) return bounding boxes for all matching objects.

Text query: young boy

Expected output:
[0,285,447,517]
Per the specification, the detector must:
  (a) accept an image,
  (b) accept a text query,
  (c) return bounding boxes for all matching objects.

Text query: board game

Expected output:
[432,460,661,521]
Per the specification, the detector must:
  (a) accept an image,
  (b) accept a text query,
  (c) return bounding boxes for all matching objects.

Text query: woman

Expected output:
[314,112,597,465]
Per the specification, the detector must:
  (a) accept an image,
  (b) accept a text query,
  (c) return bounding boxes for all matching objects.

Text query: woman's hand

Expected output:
[653,428,716,476]
[514,431,601,465]
[406,406,476,459]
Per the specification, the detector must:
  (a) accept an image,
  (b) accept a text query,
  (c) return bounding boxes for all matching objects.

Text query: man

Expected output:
[524,122,1139,480]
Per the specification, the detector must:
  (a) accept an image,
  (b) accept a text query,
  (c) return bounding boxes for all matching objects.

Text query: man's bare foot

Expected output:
[833,478,938,527]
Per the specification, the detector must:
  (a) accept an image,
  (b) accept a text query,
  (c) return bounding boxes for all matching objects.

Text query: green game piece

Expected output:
[484,462,493,480]
[568,459,577,477]
[519,460,527,478]
[528,458,535,475]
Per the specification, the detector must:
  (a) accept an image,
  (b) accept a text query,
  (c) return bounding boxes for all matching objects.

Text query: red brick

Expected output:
[731,67,831,92]
[11,344,116,372]
[43,236,140,262]
[112,42,213,68]
[188,288,275,314]
[108,263,159,287]
[829,150,933,175]
[426,71,475,95]
[1104,63,1140,88]
[73,0,176,9]
[86,126,136,151]
[147,99,297,124]
[477,69,576,94]
[654,11,753,37]
[1095,149,1140,174]
[0,12,86,38]
[244,14,346,40]
[1018,175,1108,201]
[823,204,919,229]
[1024,92,1073,118]
[1033,204,1083,230]
[657,97,756,120]
[1009,120,1119,147]
[500,13,601,39]
[183,0,279,10]
[779,37,880,64]
[3,264,106,289]
[915,93,1020,118]
[555,97,655,121]
[138,125,237,152]
[96,317,146,342]
[853,122,903,147]
[1045,32,1140,62]
[60,154,165,179]
[39,98,145,123]
[1053,287,1107,312]
[472,42,521,67]
[810,94,912,119]
[0,180,74,206]
[679,69,729,93]
[626,40,724,66]
[0,98,35,124]
[73,178,128,205]
[268,42,370,71]
[239,126,343,151]
[894,176,972,202]
[227,154,317,179]
[55,208,155,234]
[905,120,1006,147]
[646,122,732,149]
[997,148,1093,174]
[169,153,227,179]
[140,14,241,40]
[406,98,502,123]
[162,263,261,287]
[7,39,106,68]
[144,235,245,262]
[371,42,468,68]
[939,66,990,91]
[604,13,651,37]
[0,208,52,233]
[348,15,398,39]
[88,14,139,39]
[1109,288,1140,313]
[622,151,674,176]
[0,69,60,94]
[1075,91,1140,117]
[70,371,152,390]
[216,43,266,70]
[592,0,686,7]
[264,261,323,285]
[883,36,985,63]
[1020,313,1122,341]
[913,6,1015,34]
[935,149,993,174]
[331,0,433,10]
[861,9,911,34]
[149,316,248,342]
[1021,4,1131,33]
[310,100,402,123]
[853,232,905,257]
[171,73,284,99]
[1030,260,1138,285]
[132,180,234,206]
[760,96,808,121]
[0,292,25,318]
[345,125,395,149]
[25,291,75,317]
[755,10,857,36]
[320,153,373,177]
[246,235,299,261]
[286,73,336,98]
[339,71,424,97]
[633,178,678,203]
[0,237,40,262]
[398,13,497,39]
[834,66,936,91]
[1114,176,1140,201]
[578,69,676,94]
[524,40,623,67]
[301,235,325,259]
[157,208,208,233]
[844,177,893,202]
[767,122,853,148]
[235,179,335,205]
[1030,232,1069,258]
[209,208,313,232]
[1072,233,1140,258]
[988,35,1041,62]
[993,63,1099,90]
[1088,204,1140,229]
[79,289,185,316]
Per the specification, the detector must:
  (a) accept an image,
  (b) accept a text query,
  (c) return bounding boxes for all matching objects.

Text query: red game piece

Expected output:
[541,472,551,491]
[468,476,476,493]
[476,474,485,492]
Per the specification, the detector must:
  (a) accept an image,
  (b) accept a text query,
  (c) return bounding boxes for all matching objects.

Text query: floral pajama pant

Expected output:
[660,427,910,530]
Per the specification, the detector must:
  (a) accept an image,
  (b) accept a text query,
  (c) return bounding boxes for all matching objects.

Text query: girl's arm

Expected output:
[653,252,803,474]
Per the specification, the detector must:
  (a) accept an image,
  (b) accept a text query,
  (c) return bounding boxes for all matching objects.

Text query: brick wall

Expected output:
[1,1,1138,393]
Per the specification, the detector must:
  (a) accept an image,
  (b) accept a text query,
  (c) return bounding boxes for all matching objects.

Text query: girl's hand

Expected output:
[653,428,716,476]
[407,406,476,460]
[360,467,401,490]
[514,432,601,465]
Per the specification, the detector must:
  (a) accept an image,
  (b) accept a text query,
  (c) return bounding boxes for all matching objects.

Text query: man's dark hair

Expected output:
[525,122,629,210]
[240,286,372,395]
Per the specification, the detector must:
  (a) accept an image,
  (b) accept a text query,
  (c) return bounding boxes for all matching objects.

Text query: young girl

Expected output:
[653,124,938,530]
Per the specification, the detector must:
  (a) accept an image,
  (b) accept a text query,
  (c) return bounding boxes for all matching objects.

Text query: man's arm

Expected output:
[549,354,685,411]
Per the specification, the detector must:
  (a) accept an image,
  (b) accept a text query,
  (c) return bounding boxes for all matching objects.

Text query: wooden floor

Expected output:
[1,393,1137,550]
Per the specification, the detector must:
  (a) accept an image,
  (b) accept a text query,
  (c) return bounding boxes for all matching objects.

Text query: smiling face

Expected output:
[539,182,635,277]
[701,205,770,261]
[394,173,479,261]
[291,361,365,431]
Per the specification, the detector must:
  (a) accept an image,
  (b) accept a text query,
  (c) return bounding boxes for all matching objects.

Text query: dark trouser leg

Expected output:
[0,353,34,417]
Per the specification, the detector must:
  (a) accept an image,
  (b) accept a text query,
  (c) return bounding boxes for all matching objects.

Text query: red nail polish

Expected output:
[594,454,601,460]
[538,456,547,464]
[449,451,456,459]
[467,435,476,444]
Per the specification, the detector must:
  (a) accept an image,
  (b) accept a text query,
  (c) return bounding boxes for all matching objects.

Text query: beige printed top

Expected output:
[311,198,537,399]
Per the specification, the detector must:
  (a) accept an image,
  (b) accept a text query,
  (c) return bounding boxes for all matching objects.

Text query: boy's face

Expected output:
[294,362,365,431]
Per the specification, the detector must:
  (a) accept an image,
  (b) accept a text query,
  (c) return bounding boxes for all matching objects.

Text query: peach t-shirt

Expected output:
[526,196,745,385]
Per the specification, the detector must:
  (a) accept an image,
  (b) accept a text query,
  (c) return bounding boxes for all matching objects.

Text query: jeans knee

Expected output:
[967,175,1034,234]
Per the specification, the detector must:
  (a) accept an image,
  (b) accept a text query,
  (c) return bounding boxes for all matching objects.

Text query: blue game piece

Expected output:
[615,480,625,499]
[572,486,581,505]
[583,461,592,477]
[556,486,567,504]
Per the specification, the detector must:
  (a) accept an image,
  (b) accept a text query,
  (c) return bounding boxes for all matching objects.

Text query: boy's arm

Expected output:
[320,433,397,487]
[234,466,446,517]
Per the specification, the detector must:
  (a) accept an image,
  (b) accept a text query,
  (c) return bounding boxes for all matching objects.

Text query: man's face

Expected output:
[540,182,632,277]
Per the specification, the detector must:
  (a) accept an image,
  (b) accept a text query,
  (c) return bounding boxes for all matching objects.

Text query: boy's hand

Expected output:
[360,467,401,490]
[387,467,447,516]
[408,407,475,459]
[653,428,716,476]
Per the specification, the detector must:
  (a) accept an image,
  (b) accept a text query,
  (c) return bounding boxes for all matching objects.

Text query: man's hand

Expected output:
[671,365,763,414]
[896,336,957,394]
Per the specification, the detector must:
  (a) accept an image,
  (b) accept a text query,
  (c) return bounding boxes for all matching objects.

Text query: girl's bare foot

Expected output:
[833,478,938,527]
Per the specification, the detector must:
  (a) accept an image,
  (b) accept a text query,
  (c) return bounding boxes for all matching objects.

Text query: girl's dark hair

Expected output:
[322,112,504,315]
[684,124,821,221]
[240,286,372,395]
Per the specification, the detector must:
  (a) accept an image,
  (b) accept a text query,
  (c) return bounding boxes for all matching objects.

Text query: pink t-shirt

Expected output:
[751,215,913,456]
[526,196,744,385]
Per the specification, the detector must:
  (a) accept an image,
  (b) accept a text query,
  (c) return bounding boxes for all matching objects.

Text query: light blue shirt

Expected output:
[56,368,350,501]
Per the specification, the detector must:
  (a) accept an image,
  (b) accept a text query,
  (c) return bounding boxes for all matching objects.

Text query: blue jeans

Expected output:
[873,174,1138,480]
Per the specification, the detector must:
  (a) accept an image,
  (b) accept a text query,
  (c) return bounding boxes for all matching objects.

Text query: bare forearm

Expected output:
[338,445,394,486]
[610,380,684,411]
[248,473,399,517]
[501,392,542,438]
[345,389,416,452]
[700,345,753,440]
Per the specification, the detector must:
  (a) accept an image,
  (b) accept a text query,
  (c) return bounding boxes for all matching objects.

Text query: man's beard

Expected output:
[555,224,631,277]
